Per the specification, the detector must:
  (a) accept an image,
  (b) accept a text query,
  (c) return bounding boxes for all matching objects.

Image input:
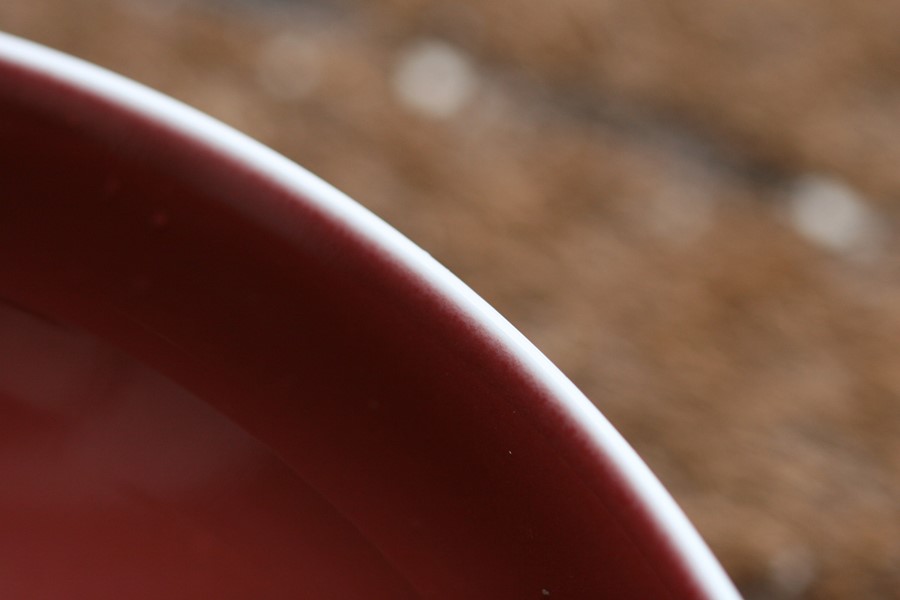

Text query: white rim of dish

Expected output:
[0,31,741,599]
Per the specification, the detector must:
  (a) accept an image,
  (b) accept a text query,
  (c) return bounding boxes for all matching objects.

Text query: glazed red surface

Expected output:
[0,57,710,598]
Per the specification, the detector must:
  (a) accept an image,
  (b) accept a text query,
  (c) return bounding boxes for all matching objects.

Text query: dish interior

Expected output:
[0,56,705,598]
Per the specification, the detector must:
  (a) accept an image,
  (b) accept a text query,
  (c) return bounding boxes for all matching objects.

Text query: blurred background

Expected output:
[4,0,900,597]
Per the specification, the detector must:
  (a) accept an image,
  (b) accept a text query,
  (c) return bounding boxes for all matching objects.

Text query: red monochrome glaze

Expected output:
[0,39,736,599]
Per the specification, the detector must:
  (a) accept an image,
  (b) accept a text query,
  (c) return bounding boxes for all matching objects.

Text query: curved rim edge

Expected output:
[0,31,740,599]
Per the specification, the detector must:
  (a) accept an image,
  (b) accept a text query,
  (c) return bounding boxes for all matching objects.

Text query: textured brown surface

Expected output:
[3,1,900,597]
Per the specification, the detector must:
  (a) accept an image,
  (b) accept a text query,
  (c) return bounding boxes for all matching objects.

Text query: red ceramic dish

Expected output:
[0,33,740,599]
